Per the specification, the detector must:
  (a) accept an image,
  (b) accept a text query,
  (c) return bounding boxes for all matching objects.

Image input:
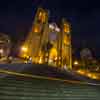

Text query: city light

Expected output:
[87,73,98,79]
[77,70,85,75]
[38,11,43,20]
[63,24,70,33]
[49,59,53,63]
[21,46,28,53]
[49,24,55,30]
[33,25,40,33]
[39,57,42,64]
[50,48,57,58]
[63,35,70,45]
[38,10,47,23]
[73,60,79,65]
[0,49,3,54]
[42,12,46,23]
[62,19,70,33]
[55,27,60,32]
[92,75,98,79]
[87,73,92,77]
[49,23,60,32]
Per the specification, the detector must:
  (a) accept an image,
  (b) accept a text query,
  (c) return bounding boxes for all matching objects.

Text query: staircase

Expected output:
[0,76,100,100]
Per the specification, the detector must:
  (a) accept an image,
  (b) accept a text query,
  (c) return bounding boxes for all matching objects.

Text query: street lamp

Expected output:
[21,46,28,53]
[73,60,79,66]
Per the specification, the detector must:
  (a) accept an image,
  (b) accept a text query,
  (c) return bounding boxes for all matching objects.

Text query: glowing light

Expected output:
[55,27,60,32]
[49,23,60,32]
[0,49,3,54]
[22,54,29,59]
[74,61,79,65]
[49,24,54,30]
[87,73,92,77]
[21,46,28,53]
[54,57,57,60]
[49,59,53,63]
[92,75,97,79]
[50,48,57,58]
[63,35,70,45]
[38,11,42,20]
[42,13,46,23]
[39,58,42,64]
[63,23,70,33]
[33,25,40,33]
[77,70,85,75]
[38,11,46,23]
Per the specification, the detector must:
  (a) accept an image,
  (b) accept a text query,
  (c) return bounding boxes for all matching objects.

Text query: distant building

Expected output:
[0,33,11,58]
[80,48,93,60]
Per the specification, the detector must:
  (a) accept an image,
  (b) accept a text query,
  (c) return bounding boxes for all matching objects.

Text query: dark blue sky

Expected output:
[0,0,32,41]
[0,0,100,53]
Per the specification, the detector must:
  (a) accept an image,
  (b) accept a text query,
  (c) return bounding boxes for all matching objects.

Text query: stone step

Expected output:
[0,78,97,91]
[0,77,99,100]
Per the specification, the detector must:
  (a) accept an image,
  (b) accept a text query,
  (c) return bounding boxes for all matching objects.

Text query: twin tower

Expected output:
[20,8,72,69]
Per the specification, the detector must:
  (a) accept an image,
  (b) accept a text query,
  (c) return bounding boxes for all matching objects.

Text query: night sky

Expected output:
[0,0,100,57]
